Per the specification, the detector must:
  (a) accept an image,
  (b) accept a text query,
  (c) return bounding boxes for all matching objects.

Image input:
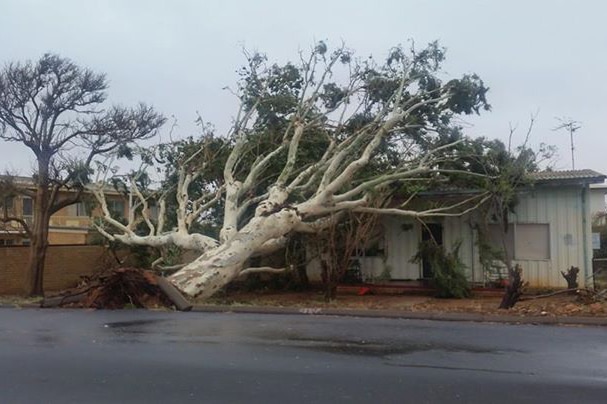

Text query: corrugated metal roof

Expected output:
[528,169,606,182]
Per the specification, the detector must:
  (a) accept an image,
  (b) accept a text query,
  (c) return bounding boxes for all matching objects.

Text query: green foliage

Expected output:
[127,244,158,268]
[153,126,230,237]
[377,264,393,282]
[458,122,556,272]
[158,41,490,226]
[342,259,363,285]
[445,74,490,115]
[411,240,471,298]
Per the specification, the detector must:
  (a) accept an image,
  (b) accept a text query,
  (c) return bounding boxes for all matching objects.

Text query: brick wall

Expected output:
[47,232,88,245]
[0,245,114,295]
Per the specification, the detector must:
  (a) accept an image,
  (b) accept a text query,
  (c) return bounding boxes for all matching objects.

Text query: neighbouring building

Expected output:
[590,182,607,287]
[0,176,129,246]
[590,182,607,226]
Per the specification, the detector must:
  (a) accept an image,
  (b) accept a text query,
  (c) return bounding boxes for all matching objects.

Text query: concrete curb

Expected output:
[0,303,40,309]
[191,304,607,327]
[3,302,606,327]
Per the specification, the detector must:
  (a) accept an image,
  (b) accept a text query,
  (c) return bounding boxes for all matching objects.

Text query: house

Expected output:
[308,169,606,288]
[590,182,607,226]
[590,182,607,285]
[0,176,129,246]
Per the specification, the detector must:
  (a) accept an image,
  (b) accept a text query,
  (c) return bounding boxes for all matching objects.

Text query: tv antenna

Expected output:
[553,118,581,170]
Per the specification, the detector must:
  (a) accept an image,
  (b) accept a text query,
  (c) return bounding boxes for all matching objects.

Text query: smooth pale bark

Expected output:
[113,232,218,251]
[169,208,300,298]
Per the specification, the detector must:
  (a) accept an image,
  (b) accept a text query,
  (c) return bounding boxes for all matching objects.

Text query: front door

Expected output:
[421,223,443,279]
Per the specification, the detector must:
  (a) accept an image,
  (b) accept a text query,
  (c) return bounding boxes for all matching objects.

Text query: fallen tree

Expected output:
[94,41,491,299]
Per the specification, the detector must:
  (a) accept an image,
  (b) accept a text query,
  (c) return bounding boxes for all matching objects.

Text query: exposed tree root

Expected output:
[40,268,192,311]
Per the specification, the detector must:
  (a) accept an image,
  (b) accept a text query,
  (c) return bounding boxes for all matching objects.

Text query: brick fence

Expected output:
[0,245,116,295]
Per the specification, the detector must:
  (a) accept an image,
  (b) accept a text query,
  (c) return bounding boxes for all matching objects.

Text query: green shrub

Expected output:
[411,241,471,298]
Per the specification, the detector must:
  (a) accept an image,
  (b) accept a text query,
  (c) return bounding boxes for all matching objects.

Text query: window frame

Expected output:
[22,197,33,217]
[486,222,551,261]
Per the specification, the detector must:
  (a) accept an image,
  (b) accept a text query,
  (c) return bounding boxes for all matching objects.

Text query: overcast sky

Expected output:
[1,0,606,175]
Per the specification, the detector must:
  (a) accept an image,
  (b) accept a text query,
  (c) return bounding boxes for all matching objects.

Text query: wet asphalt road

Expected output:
[0,309,606,403]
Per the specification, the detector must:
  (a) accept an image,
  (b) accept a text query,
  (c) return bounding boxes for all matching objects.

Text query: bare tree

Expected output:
[95,42,491,299]
[318,209,381,301]
[0,53,165,296]
[471,115,555,308]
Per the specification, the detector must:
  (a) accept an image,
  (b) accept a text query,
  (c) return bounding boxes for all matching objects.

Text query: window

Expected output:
[108,200,125,217]
[149,202,159,220]
[3,196,14,211]
[22,197,33,216]
[515,224,550,260]
[487,223,550,260]
[65,202,89,217]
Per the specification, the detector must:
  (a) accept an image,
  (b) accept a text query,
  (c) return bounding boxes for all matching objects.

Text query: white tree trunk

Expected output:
[168,208,300,298]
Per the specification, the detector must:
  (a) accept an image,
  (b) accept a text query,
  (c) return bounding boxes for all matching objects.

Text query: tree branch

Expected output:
[239,265,293,277]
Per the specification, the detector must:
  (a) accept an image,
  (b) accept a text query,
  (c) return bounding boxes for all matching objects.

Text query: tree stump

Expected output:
[499,264,525,309]
[561,266,579,290]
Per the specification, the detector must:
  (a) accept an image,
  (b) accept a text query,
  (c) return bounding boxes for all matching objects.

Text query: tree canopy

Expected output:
[92,41,498,298]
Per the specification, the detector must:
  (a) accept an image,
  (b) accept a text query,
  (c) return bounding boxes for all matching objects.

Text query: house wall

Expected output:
[47,231,89,245]
[411,186,591,287]
[306,185,593,288]
[429,186,590,288]
[420,186,590,288]
[443,215,482,283]
[590,189,606,215]
[49,214,90,228]
[305,217,423,282]
[358,215,481,282]
[0,245,111,295]
[590,186,607,225]
[381,218,420,279]
[507,186,588,287]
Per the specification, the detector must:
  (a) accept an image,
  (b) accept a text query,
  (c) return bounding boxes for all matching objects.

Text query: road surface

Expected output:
[0,308,606,403]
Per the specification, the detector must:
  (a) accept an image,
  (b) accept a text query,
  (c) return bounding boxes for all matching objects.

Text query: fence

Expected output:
[0,245,116,295]
[593,258,607,290]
